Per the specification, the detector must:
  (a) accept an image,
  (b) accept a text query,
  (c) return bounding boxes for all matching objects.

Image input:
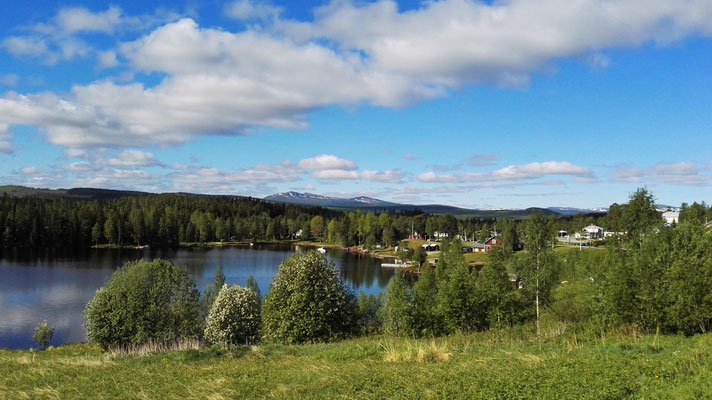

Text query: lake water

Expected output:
[0,244,393,350]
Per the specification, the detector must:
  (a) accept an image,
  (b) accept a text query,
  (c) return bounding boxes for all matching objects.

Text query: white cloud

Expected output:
[403,153,420,161]
[490,161,592,181]
[2,36,50,58]
[55,6,123,34]
[284,0,712,87]
[311,169,360,180]
[0,123,14,154]
[107,150,163,167]
[224,0,283,21]
[360,169,404,183]
[613,162,710,186]
[418,161,593,183]
[2,1,712,148]
[0,74,19,86]
[172,166,301,187]
[297,154,357,170]
[312,168,404,183]
[97,50,119,69]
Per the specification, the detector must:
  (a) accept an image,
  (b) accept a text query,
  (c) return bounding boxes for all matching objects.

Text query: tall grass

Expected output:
[108,338,202,357]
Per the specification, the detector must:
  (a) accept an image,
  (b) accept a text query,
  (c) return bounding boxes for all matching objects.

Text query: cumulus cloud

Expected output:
[97,50,119,69]
[311,169,360,180]
[612,162,710,186]
[2,36,50,59]
[106,150,164,167]
[55,6,123,34]
[2,6,177,66]
[2,1,712,148]
[418,161,594,183]
[171,165,301,189]
[10,162,159,190]
[224,0,283,21]
[282,0,712,87]
[312,168,404,183]
[0,123,14,154]
[297,154,357,170]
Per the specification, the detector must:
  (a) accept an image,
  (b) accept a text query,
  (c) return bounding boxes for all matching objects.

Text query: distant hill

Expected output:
[0,185,151,201]
[265,191,562,218]
[264,191,397,208]
[546,206,608,216]
[0,186,602,219]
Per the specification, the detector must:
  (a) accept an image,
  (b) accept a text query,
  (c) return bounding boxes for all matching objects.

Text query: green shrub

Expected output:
[261,252,357,344]
[357,291,383,333]
[204,284,261,346]
[410,265,442,337]
[84,259,202,350]
[32,320,54,350]
[381,273,412,336]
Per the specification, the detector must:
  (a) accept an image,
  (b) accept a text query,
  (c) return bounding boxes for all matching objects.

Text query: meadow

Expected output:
[2,322,712,399]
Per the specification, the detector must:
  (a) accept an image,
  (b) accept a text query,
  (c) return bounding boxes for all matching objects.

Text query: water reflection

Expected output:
[0,245,392,350]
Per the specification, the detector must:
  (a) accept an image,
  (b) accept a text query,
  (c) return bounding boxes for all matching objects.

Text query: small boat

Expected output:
[317,247,327,254]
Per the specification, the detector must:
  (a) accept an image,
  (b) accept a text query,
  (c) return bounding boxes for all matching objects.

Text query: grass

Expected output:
[3,325,712,399]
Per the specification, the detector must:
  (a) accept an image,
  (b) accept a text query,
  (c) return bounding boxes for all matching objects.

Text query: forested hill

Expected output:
[0,185,153,201]
[0,191,346,249]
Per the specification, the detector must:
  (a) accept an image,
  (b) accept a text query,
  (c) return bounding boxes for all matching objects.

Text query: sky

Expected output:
[0,0,710,209]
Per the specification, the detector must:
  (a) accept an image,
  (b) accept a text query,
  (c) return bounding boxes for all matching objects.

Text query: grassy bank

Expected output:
[3,325,712,399]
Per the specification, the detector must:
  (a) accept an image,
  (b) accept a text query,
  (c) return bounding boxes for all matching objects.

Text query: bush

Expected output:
[357,292,383,333]
[84,259,202,350]
[204,284,261,346]
[262,251,357,344]
[32,320,54,350]
[381,273,412,336]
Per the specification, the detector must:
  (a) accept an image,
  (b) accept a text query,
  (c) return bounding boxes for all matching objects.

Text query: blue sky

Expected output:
[0,0,710,209]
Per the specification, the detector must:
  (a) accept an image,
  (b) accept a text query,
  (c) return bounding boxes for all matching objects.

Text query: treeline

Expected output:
[0,193,511,249]
[380,193,712,338]
[2,189,709,250]
[72,189,712,353]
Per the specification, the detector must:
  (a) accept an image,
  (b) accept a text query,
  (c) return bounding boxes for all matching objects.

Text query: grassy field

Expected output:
[3,324,712,399]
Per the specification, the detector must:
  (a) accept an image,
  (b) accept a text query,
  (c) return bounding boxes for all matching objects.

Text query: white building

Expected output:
[582,225,604,239]
[662,210,680,224]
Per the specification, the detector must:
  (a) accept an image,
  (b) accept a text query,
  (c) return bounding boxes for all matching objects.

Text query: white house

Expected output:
[662,210,679,225]
[582,225,604,239]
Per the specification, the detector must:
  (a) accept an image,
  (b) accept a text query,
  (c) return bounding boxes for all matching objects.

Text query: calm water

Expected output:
[0,244,393,350]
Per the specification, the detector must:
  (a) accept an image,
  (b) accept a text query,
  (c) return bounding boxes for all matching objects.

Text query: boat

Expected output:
[317,247,327,254]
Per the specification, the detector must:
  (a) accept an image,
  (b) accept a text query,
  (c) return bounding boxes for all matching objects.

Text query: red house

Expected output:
[483,236,502,252]
[472,236,503,253]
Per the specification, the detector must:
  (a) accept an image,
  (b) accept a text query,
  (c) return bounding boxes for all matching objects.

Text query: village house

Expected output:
[662,210,679,225]
[582,224,604,239]
[472,236,503,253]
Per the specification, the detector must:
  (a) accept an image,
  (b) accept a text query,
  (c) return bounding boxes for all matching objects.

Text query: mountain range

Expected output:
[0,185,615,218]
[264,191,608,218]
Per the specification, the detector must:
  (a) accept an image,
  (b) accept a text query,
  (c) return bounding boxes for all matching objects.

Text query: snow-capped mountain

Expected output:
[546,207,608,216]
[264,192,395,208]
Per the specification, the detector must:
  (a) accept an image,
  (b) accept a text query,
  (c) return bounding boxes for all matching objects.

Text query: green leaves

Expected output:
[204,284,261,346]
[84,259,202,350]
[261,252,357,344]
[32,320,54,350]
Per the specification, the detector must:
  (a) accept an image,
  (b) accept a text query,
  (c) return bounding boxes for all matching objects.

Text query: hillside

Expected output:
[1,186,604,219]
[265,191,565,218]
[1,328,710,399]
[0,185,151,201]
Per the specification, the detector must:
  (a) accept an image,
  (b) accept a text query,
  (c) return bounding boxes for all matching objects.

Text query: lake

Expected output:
[0,244,393,350]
